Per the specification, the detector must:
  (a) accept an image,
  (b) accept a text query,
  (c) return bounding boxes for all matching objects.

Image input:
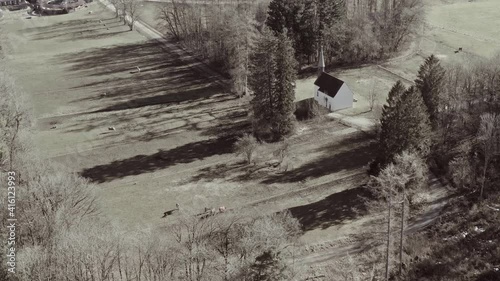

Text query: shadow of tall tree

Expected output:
[80,135,237,183]
[262,140,376,184]
[287,185,371,231]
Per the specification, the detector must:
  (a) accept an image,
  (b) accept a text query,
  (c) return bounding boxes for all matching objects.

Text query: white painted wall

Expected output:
[331,84,353,111]
[313,84,353,112]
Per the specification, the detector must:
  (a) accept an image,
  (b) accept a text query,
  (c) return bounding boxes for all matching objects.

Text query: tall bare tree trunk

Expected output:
[480,159,488,199]
[399,191,405,276]
[244,34,249,96]
[385,192,392,281]
[9,118,20,171]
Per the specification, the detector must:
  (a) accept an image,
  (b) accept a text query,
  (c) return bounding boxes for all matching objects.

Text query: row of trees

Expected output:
[109,0,141,31]
[371,55,444,175]
[368,55,446,280]
[158,0,261,95]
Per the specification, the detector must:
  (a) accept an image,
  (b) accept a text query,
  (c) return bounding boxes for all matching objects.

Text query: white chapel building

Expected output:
[313,48,353,112]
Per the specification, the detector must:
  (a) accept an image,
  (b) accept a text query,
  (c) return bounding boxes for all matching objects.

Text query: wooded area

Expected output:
[368,54,500,280]
[158,0,424,95]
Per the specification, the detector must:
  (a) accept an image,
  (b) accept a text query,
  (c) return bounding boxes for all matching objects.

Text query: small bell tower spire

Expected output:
[318,45,325,77]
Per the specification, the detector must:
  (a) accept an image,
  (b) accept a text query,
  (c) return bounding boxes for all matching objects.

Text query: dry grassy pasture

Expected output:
[1,0,497,273]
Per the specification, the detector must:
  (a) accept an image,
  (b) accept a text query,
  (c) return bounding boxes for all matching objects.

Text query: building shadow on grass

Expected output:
[80,135,237,183]
[288,185,371,232]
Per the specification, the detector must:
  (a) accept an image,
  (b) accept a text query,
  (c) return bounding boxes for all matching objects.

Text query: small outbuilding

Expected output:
[313,47,354,112]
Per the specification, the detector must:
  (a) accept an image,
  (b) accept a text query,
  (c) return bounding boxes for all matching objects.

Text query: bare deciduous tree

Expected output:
[124,0,141,31]
[477,113,500,200]
[0,72,32,170]
[368,81,379,112]
[370,151,426,280]
[108,0,121,18]
[234,133,259,164]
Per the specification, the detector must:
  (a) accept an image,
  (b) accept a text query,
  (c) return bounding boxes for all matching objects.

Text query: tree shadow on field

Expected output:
[287,185,371,231]
[59,39,236,141]
[190,161,248,182]
[60,39,227,109]
[27,17,125,41]
[93,85,224,113]
[262,133,376,184]
[200,109,250,137]
[80,135,237,183]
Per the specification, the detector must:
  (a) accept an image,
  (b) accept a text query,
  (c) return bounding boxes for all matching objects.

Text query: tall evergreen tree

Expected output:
[266,0,313,64]
[371,81,407,174]
[372,84,432,174]
[249,29,297,141]
[398,86,432,157]
[317,0,345,41]
[415,55,446,130]
[249,250,287,281]
[296,0,317,62]
[381,80,406,118]
[266,0,295,37]
[249,28,278,138]
[273,29,298,139]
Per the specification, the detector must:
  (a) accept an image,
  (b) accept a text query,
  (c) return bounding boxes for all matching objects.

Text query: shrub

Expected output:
[234,133,259,164]
[293,98,324,121]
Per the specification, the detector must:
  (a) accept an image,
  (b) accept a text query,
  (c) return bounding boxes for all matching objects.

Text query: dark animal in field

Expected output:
[162,209,177,218]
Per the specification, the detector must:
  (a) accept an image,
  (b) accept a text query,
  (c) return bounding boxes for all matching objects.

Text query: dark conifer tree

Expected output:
[249,250,286,281]
[249,28,278,139]
[296,0,317,62]
[273,29,298,139]
[249,29,297,141]
[415,54,446,130]
[371,84,432,174]
[371,81,407,174]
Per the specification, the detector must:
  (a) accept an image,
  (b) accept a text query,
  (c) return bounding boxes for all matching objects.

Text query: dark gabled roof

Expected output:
[314,72,345,98]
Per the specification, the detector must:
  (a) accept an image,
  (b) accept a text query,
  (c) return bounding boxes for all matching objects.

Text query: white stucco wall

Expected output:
[313,84,353,112]
[331,84,353,111]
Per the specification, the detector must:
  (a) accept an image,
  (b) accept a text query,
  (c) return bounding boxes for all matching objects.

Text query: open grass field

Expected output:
[1,2,379,267]
[1,0,496,273]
